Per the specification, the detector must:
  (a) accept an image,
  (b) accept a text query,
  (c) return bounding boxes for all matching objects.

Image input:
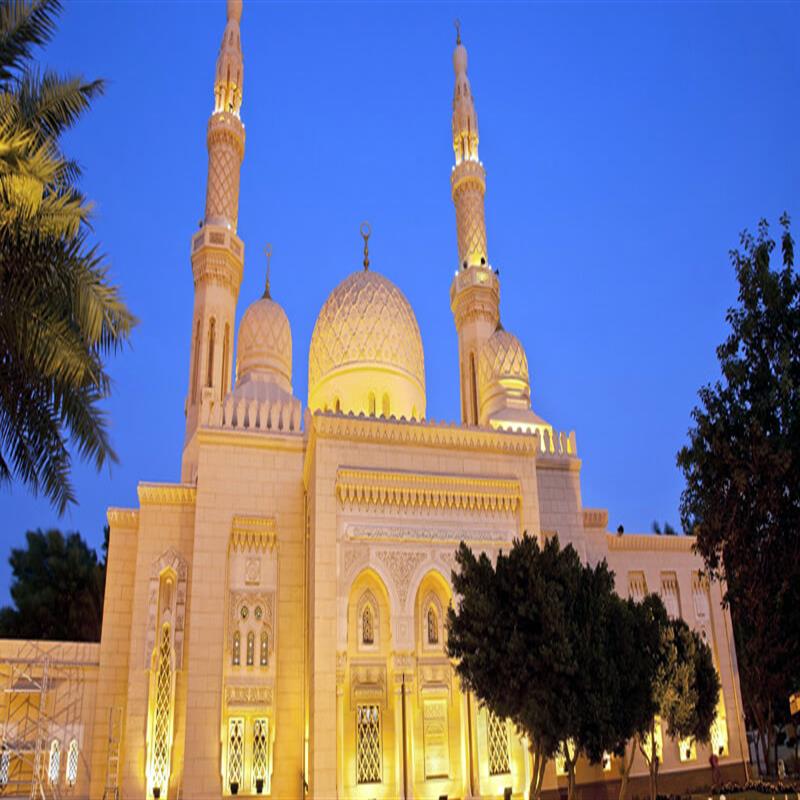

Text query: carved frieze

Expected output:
[225,684,273,708]
[375,550,428,607]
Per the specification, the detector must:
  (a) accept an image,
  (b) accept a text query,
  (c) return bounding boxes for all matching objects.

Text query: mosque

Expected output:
[0,2,749,799]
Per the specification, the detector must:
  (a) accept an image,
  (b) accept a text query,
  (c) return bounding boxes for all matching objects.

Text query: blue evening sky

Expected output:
[0,1,797,603]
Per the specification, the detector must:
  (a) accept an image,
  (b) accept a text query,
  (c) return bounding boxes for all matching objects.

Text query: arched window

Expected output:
[427,607,438,645]
[191,319,201,404]
[232,631,241,666]
[150,624,174,797]
[334,396,341,413]
[260,631,269,667]
[252,718,269,791]
[48,739,60,784]
[66,738,79,786]
[227,717,244,791]
[362,605,374,645]
[368,392,376,417]
[469,352,478,425]
[246,632,255,666]
[206,317,216,388]
[221,322,230,401]
[381,393,390,418]
[411,405,417,420]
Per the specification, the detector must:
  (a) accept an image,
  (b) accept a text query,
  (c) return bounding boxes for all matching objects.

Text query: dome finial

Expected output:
[360,221,371,271]
[454,18,461,46]
[263,243,272,298]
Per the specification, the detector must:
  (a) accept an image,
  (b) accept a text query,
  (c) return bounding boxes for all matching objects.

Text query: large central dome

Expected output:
[308,269,426,419]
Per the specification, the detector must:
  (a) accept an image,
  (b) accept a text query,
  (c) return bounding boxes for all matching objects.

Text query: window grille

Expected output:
[0,750,8,786]
[427,607,438,644]
[362,606,374,645]
[252,718,269,790]
[711,712,729,756]
[232,631,241,666]
[48,739,60,784]
[260,631,269,667]
[228,718,244,789]
[151,625,174,795]
[66,739,79,786]
[660,572,681,618]
[246,632,255,666]
[628,571,648,601]
[356,705,382,784]
[487,711,510,776]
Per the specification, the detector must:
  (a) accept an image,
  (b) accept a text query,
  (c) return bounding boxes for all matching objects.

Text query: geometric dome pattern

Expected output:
[308,270,425,393]
[236,295,292,384]
[478,328,529,390]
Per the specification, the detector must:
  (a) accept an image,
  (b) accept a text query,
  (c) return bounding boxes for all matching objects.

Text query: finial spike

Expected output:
[360,222,371,271]
[454,18,461,45]
[263,244,272,298]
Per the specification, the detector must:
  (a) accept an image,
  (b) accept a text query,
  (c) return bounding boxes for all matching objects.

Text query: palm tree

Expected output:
[0,0,136,513]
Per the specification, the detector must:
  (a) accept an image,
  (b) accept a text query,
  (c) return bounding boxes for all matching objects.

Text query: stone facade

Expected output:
[0,3,749,799]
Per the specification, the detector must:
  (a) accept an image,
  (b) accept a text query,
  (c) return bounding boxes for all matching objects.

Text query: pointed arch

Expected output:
[348,568,392,653]
[206,316,216,388]
[414,569,452,652]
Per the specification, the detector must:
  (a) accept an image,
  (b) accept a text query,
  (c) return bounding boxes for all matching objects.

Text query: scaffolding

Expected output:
[0,641,90,799]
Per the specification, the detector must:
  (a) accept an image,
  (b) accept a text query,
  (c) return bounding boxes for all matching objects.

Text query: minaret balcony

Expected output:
[450,263,498,300]
[450,157,485,191]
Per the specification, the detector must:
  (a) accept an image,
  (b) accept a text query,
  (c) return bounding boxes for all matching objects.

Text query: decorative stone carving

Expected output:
[342,545,370,582]
[347,525,513,543]
[245,558,261,585]
[144,548,189,669]
[137,483,197,507]
[225,685,273,708]
[375,550,428,607]
[230,515,277,553]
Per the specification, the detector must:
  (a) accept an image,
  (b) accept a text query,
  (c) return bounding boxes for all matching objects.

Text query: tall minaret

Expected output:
[449,26,500,426]
[183,0,246,476]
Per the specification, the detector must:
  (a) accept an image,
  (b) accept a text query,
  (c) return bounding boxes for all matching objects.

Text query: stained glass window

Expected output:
[356,705,381,784]
[427,607,438,644]
[260,631,269,667]
[232,631,241,666]
[362,605,374,645]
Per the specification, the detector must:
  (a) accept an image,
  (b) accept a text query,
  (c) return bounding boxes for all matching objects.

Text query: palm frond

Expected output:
[0,0,61,83]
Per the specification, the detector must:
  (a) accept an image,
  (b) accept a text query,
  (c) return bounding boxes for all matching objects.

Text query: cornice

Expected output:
[606,533,696,553]
[309,410,539,457]
[230,515,277,552]
[137,482,197,507]
[336,467,521,514]
[106,507,139,528]
[197,425,305,452]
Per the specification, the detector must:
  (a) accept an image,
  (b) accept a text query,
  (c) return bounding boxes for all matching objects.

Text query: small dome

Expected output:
[236,294,292,390]
[479,328,529,391]
[308,270,426,419]
[478,328,549,433]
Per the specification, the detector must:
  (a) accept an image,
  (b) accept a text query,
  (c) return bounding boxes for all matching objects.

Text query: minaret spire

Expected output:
[182,0,247,481]
[448,28,500,426]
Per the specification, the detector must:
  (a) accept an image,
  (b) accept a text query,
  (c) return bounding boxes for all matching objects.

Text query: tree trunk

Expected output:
[618,740,637,800]
[565,753,578,800]
[529,742,547,800]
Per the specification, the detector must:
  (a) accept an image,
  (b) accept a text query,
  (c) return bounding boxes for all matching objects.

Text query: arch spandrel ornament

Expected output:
[144,548,189,669]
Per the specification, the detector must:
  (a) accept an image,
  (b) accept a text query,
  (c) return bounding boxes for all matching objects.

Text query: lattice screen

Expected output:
[228,718,245,787]
[151,625,174,793]
[252,718,269,788]
[487,711,510,776]
[48,739,60,784]
[0,751,8,786]
[66,739,79,785]
[356,705,382,784]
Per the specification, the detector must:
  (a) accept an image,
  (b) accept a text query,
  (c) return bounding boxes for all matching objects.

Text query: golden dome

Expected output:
[236,295,292,390]
[308,270,426,419]
[478,328,529,391]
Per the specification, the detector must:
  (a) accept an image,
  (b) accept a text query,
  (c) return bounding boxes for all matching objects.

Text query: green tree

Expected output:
[0,0,136,514]
[0,528,105,641]
[638,611,720,800]
[446,534,581,800]
[678,214,800,774]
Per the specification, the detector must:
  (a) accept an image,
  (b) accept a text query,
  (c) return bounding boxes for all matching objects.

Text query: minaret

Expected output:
[183,0,246,477]
[449,25,500,426]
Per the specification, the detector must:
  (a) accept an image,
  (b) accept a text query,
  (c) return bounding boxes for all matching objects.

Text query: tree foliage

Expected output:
[447,534,661,800]
[0,0,136,514]
[0,527,105,641]
[678,214,800,773]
